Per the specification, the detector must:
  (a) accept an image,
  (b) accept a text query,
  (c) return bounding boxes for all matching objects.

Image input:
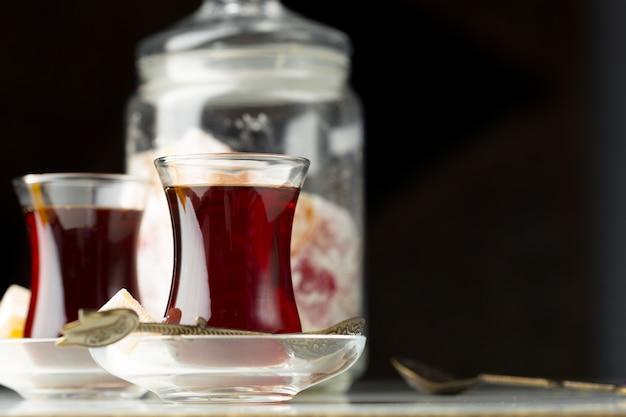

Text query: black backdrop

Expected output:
[0,0,598,381]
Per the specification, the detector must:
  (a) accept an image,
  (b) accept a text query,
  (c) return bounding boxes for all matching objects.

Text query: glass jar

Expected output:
[125,0,365,391]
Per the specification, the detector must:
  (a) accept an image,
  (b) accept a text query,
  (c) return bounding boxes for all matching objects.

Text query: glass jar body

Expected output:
[125,47,366,390]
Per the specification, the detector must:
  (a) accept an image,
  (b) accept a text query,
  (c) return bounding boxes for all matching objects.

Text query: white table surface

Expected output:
[2,379,626,417]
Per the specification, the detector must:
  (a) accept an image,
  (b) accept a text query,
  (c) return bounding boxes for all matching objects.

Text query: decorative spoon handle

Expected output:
[56,308,365,348]
[480,374,626,394]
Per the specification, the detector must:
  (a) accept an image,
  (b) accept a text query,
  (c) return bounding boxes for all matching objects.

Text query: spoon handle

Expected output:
[480,374,626,394]
[57,308,366,348]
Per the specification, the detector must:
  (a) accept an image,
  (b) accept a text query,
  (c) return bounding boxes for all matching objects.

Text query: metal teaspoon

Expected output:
[56,308,366,348]
[391,356,626,395]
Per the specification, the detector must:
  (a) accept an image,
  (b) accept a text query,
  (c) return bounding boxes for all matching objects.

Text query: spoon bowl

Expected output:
[391,357,480,395]
[391,357,626,395]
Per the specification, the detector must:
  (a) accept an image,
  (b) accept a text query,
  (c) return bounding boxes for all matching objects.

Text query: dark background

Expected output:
[2,0,623,383]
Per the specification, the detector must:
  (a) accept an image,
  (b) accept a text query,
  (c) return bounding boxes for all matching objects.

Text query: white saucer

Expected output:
[0,338,147,400]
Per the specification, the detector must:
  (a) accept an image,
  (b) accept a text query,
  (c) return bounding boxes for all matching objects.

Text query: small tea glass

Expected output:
[154,153,310,333]
[13,173,150,338]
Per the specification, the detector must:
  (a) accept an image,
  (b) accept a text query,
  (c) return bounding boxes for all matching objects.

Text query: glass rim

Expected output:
[14,173,151,186]
[153,152,310,167]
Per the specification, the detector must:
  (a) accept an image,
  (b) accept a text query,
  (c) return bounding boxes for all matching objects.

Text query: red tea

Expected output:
[164,184,302,334]
[23,206,143,338]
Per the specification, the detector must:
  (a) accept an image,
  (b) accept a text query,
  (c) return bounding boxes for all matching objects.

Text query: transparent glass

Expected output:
[154,153,309,334]
[12,174,149,338]
[90,333,366,403]
[126,0,365,390]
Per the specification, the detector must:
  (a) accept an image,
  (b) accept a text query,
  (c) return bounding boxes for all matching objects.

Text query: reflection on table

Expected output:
[2,379,626,417]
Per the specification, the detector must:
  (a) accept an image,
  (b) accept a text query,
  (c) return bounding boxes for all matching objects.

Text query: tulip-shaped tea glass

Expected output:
[154,153,310,333]
[13,173,150,338]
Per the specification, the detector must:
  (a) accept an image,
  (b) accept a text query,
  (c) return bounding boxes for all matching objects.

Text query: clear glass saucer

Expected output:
[89,333,366,403]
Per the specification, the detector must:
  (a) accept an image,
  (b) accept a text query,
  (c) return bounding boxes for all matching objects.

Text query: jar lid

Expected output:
[136,0,351,59]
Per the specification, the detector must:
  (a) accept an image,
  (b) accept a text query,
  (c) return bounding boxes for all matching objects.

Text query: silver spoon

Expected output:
[391,357,626,395]
[56,308,366,348]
